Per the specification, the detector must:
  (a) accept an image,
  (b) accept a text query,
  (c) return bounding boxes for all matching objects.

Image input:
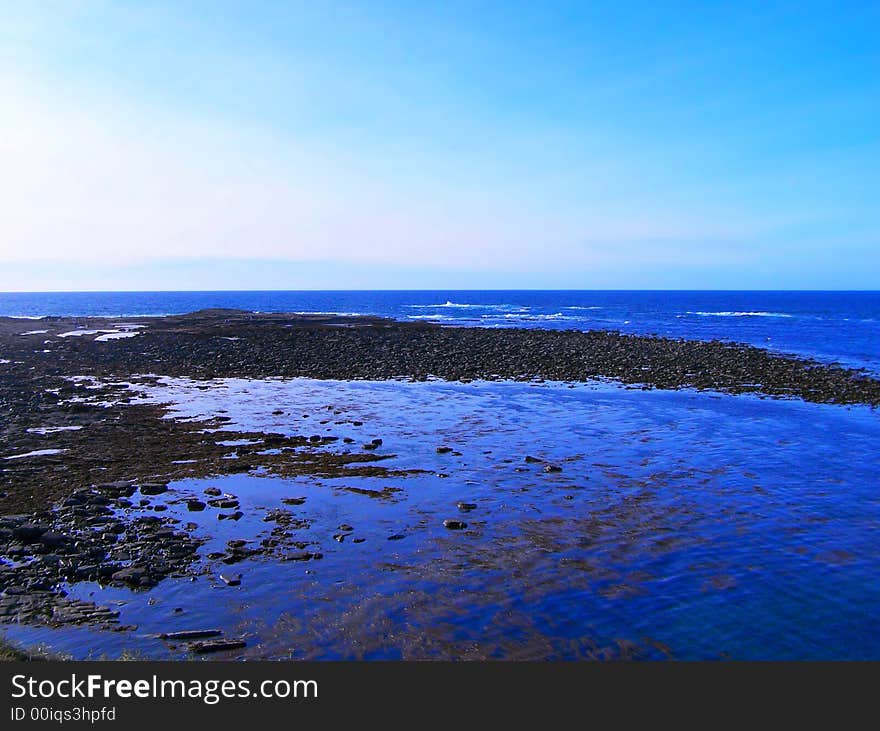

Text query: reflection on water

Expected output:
[5,378,880,659]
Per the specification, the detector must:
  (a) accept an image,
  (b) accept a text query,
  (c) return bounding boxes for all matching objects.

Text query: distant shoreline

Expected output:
[3,308,878,406]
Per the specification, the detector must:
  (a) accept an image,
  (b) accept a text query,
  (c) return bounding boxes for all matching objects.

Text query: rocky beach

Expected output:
[2,310,879,660]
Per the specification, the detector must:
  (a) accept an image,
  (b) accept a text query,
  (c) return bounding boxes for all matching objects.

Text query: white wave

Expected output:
[407,314,455,320]
[563,306,602,310]
[408,302,527,311]
[688,311,793,318]
[483,312,574,321]
[19,329,49,335]
[296,311,367,317]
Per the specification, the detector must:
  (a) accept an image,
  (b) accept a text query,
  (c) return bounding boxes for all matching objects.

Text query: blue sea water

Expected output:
[1,290,879,372]
[4,376,880,660]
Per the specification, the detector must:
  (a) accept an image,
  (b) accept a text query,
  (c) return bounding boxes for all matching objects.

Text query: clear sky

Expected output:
[1,1,878,290]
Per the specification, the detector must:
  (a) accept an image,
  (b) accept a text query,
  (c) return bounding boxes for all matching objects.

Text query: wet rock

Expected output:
[111,565,148,586]
[204,487,222,496]
[220,573,241,587]
[217,511,243,521]
[190,639,247,654]
[333,534,346,543]
[338,524,353,532]
[524,455,543,464]
[283,551,322,561]
[207,498,239,509]
[39,531,67,548]
[159,629,222,641]
[140,483,168,496]
[387,533,406,541]
[436,446,453,454]
[443,519,468,530]
[543,464,563,473]
[13,524,47,543]
[186,500,206,511]
[281,497,306,506]
[456,502,477,512]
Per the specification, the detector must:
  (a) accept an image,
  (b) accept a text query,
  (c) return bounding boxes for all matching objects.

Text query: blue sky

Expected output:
[1,1,878,290]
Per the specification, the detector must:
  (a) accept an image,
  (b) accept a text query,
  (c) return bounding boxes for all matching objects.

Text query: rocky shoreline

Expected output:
[1,309,879,652]
[3,308,879,401]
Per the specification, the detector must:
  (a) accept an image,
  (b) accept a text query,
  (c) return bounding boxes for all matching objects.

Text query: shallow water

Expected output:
[4,378,880,660]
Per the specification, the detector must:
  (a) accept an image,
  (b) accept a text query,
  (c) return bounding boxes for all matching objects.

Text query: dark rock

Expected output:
[436,446,453,454]
[159,629,222,641]
[13,524,47,543]
[140,483,168,496]
[456,502,477,512]
[283,551,322,561]
[189,639,246,654]
[39,531,67,548]
[111,566,148,585]
[187,500,206,511]
[443,519,468,530]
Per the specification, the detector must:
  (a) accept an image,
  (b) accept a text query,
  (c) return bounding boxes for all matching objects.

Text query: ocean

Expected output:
[2,290,879,373]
